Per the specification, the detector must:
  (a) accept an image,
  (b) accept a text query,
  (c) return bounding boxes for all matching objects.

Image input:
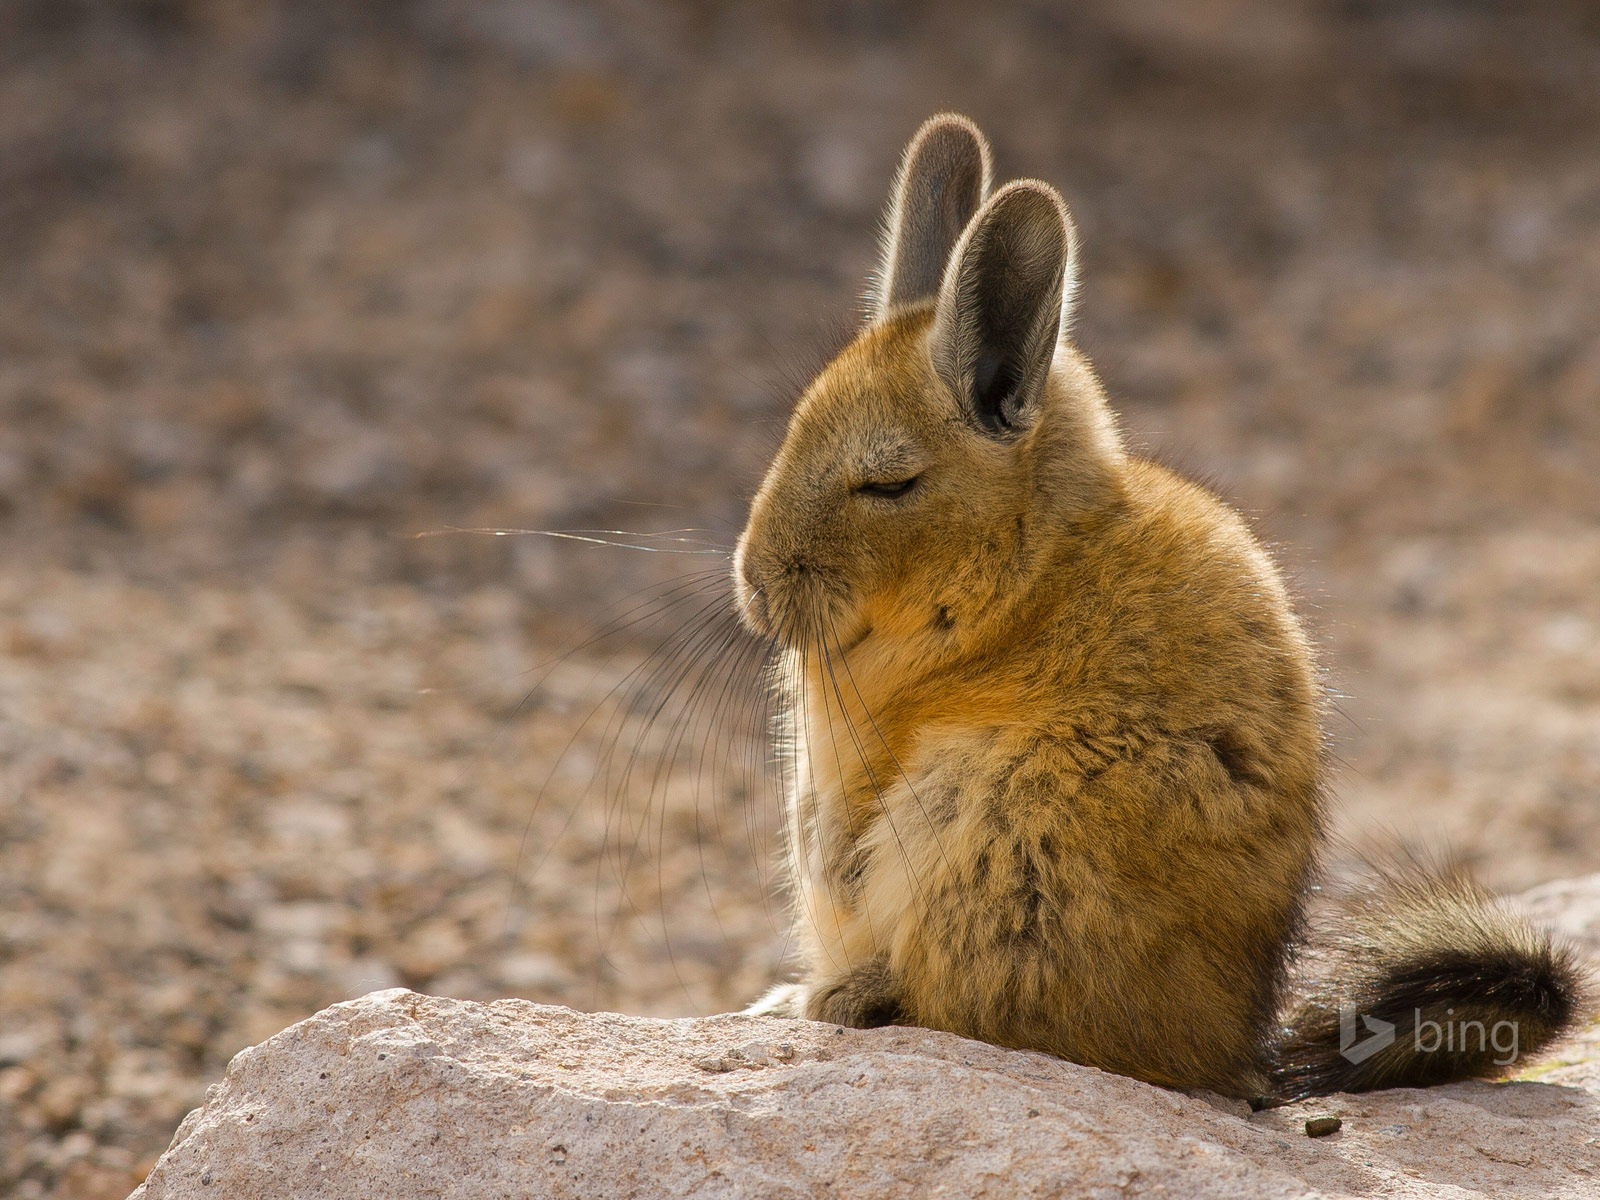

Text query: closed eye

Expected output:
[856,476,920,498]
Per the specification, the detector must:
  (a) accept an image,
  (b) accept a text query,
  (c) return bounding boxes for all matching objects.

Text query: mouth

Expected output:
[734,553,876,656]
[735,573,871,656]
[833,623,874,655]
[755,607,874,660]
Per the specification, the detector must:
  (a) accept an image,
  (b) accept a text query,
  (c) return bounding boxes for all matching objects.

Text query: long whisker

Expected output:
[589,593,742,897]
[679,617,775,947]
[614,608,748,936]
[810,612,887,952]
[512,567,735,705]
[598,600,744,876]
[412,567,730,711]
[791,616,853,977]
[652,613,761,965]
[503,568,736,904]
[829,620,953,875]
[726,630,789,936]
[816,614,933,921]
[506,578,736,933]
[579,593,745,1009]
[496,551,784,1013]
[589,594,755,1003]
[737,604,799,952]
[409,526,732,555]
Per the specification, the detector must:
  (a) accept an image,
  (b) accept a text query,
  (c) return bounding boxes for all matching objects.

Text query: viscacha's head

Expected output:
[734,114,1125,660]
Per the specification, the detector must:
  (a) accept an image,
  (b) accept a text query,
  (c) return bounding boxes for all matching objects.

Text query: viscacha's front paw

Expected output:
[804,958,904,1028]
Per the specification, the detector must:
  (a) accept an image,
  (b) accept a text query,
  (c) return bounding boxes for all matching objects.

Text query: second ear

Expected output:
[930,181,1076,436]
[873,114,993,319]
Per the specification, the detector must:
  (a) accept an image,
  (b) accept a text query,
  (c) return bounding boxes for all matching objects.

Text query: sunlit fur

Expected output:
[733,116,1587,1100]
[738,307,1322,1094]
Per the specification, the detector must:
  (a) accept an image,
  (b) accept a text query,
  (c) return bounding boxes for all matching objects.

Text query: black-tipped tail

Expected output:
[1269,869,1590,1101]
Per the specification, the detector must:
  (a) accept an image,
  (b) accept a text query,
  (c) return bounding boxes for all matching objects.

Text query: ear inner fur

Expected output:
[931,181,1075,435]
[873,114,993,320]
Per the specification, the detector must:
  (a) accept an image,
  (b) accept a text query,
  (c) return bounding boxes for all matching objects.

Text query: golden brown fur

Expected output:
[735,115,1587,1100]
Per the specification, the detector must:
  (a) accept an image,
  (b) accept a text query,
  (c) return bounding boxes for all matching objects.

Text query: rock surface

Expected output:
[130,881,1600,1200]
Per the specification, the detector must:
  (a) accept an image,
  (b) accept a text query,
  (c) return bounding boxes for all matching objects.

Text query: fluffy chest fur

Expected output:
[774,462,1326,1095]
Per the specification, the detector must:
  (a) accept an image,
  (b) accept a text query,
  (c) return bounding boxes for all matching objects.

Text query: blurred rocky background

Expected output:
[2,1,1598,1195]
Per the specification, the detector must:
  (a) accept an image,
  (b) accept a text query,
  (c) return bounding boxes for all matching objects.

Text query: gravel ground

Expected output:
[2,3,1599,1196]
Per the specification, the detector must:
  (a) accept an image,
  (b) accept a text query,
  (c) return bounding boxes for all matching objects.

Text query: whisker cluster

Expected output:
[487,543,789,1013]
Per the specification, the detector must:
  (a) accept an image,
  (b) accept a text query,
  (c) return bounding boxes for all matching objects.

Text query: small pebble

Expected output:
[1305,1116,1342,1138]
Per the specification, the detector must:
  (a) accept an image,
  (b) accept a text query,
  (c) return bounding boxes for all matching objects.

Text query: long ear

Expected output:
[930,180,1077,436]
[870,114,992,320]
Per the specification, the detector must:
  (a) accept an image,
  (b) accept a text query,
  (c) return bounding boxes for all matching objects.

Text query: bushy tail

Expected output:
[1269,867,1590,1101]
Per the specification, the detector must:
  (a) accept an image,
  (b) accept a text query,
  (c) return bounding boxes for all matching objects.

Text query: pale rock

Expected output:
[130,879,1600,1200]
